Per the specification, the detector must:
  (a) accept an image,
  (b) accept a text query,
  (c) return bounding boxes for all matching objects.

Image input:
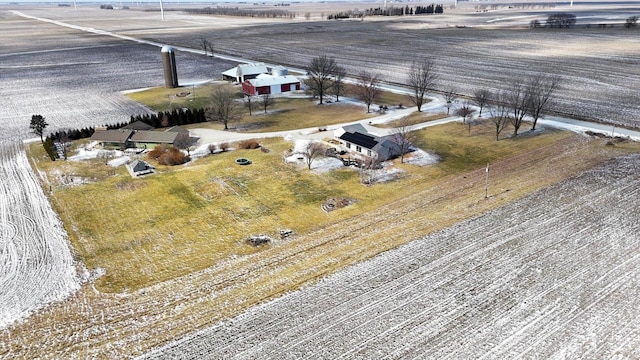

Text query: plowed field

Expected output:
[142,153,640,359]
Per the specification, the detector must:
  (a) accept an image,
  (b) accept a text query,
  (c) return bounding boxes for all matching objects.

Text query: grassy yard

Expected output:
[124,83,217,111]
[27,120,599,293]
[124,83,408,133]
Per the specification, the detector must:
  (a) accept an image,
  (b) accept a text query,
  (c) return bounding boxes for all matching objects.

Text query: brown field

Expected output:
[12,1,640,128]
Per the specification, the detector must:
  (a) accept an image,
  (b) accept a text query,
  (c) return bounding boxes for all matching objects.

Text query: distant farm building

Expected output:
[334,124,410,161]
[222,63,269,83]
[241,73,301,96]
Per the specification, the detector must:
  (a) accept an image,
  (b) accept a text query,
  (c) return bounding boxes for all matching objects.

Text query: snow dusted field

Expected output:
[142,153,640,359]
[8,6,640,129]
[0,142,81,328]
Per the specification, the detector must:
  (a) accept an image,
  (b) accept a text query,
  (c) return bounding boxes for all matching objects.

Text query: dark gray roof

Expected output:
[130,131,180,144]
[122,121,154,130]
[90,129,134,143]
[166,126,189,133]
[339,132,378,149]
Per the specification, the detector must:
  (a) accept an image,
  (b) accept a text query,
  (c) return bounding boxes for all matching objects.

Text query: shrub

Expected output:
[43,137,58,161]
[148,145,190,165]
[208,144,217,154]
[147,145,166,160]
[238,139,260,149]
[219,142,230,152]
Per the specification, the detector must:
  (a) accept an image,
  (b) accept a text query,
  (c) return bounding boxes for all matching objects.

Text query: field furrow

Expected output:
[141,153,640,359]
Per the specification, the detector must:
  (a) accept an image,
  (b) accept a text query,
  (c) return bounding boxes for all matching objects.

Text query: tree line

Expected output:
[130,108,207,128]
[185,7,295,19]
[304,55,560,143]
[327,4,443,19]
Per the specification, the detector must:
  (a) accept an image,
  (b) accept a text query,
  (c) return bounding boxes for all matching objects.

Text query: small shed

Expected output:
[126,159,155,177]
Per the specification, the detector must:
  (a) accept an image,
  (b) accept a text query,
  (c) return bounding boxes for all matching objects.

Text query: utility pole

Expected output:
[485,163,489,199]
[159,0,165,21]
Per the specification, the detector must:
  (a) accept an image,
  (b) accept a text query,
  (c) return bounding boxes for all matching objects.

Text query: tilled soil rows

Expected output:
[141,153,640,359]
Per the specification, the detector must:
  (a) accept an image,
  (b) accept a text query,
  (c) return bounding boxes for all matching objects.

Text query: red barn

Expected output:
[242,74,301,96]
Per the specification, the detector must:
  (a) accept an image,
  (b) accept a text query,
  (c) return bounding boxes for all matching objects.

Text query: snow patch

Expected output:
[404,149,440,166]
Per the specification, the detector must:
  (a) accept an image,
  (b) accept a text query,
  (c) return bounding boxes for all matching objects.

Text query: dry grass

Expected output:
[231,97,373,132]
[124,83,218,112]
[11,128,639,359]
[28,123,581,294]
[127,84,375,133]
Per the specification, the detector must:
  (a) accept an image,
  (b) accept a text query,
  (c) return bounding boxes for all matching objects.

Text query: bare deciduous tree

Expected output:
[207,42,215,57]
[355,71,382,113]
[259,93,274,114]
[304,55,338,105]
[473,89,491,117]
[391,116,416,164]
[174,133,198,156]
[489,91,510,141]
[526,74,560,130]
[359,156,383,185]
[505,79,529,136]
[53,129,70,160]
[243,94,255,116]
[444,89,457,115]
[207,85,242,130]
[330,65,347,102]
[200,38,210,56]
[407,58,438,112]
[299,141,326,170]
[455,101,475,124]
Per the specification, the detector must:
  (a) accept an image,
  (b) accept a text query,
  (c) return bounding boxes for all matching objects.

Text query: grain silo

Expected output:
[161,45,178,88]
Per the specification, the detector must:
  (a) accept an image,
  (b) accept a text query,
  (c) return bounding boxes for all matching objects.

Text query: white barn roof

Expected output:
[222,63,269,80]
[248,74,300,87]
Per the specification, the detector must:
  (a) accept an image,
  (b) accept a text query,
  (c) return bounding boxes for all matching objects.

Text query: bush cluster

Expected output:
[237,140,260,149]
[148,145,190,166]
